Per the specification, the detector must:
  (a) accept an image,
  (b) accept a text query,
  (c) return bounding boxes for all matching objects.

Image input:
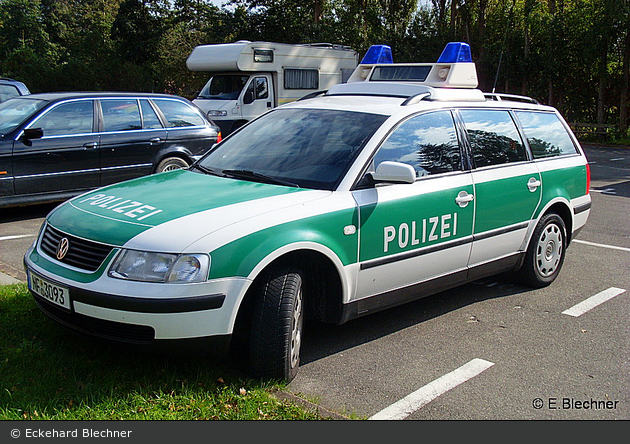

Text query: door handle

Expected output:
[149,137,161,144]
[83,142,98,149]
[455,191,474,207]
[527,177,542,192]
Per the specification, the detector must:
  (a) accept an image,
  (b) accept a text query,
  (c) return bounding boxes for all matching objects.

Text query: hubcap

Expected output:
[535,223,563,278]
[290,289,303,369]
[163,164,183,172]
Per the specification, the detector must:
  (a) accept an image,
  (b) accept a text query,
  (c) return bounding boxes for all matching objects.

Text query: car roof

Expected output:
[285,85,555,117]
[21,92,189,102]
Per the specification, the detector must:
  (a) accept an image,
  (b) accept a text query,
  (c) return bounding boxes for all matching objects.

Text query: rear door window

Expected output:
[459,109,527,167]
[101,99,141,132]
[515,111,578,158]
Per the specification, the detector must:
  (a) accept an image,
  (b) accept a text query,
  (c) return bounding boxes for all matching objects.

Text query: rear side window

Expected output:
[34,101,94,136]
[153,99,206,128]
[101,99,141,132]
[374,110,461,177]
[515,111,578,158]
[460,109,527,167]
[140,100,163,129]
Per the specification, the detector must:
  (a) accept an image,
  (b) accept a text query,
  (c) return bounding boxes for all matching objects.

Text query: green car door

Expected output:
[353,110,474,303]
[458,109,542,274]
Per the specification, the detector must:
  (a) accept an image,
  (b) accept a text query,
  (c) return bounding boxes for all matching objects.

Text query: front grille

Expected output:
[40,224,114,272]
[34,296,155,344]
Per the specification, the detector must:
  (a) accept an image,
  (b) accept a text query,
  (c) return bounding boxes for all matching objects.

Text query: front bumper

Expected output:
[24,244,250,345]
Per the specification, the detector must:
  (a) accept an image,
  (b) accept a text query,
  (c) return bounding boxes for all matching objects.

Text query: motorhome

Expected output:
[187,41,358,135]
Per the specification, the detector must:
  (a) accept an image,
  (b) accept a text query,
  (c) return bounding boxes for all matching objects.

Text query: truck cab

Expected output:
[194,72,274,135]
[187,41,358,135]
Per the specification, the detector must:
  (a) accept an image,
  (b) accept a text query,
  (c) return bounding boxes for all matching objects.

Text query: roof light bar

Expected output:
[437,42,472,63]
[361,45,393,64]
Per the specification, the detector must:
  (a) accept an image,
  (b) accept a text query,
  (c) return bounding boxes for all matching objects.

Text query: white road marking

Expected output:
[0,234,34,242]
[562,287,626,317]
[573,239,630,252]
[589,188,616,194]
[368,358,495,420]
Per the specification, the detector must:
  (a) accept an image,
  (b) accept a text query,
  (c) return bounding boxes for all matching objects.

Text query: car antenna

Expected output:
[492,0,515,94]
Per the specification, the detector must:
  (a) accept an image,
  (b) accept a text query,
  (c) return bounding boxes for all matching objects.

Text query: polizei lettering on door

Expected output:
[79,194,163,221]
[384,213,458,253]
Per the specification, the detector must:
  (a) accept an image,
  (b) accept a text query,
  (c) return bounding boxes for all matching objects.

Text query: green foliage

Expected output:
[0,0,627,133]
[0,284,321,420]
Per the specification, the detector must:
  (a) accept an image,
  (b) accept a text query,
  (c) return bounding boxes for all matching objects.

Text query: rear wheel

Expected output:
[156,156,189,173]
[249,266,304,382]
[515,213,567,288]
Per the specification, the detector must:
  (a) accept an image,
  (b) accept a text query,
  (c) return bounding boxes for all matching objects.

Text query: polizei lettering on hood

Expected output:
[79,194,163,221]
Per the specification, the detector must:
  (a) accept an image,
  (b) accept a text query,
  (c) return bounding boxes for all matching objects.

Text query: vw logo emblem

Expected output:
[56,238,70,260]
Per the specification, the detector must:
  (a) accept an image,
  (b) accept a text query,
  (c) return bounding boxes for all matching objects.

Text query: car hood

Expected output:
[47,170,330,251]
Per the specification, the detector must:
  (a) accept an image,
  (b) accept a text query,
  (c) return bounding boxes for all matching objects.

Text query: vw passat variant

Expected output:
[24,44,591,381]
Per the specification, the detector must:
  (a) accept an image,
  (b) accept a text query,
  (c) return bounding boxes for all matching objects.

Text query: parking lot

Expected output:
[0,144,628,420]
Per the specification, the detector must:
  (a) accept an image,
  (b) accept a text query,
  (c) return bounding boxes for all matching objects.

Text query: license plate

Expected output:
[28,271,71,311]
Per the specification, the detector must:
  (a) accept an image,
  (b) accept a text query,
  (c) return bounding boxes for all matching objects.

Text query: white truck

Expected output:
[186,40,358,135]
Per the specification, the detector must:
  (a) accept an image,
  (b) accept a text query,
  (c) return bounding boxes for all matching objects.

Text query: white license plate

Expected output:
[28,271,71,311]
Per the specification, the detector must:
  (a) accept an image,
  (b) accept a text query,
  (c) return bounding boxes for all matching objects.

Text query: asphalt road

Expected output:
[0,144,628,420]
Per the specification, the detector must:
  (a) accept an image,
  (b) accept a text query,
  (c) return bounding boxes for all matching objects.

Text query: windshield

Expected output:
[198,75,249,100]
[195,108,388,190]
[0,97,47,135]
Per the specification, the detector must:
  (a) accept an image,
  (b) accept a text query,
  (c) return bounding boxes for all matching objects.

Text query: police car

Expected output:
[24,43,591,381]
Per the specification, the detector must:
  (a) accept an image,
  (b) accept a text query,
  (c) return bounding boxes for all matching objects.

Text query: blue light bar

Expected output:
[361,45,393,64]
[437,42,472,63]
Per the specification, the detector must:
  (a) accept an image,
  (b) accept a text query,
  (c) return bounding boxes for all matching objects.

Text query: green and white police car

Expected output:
[24,43,591,381]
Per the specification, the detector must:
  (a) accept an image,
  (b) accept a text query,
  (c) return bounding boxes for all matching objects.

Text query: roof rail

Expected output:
[297,90,328,101]
[484,93,538,104]
[401,92,431,106]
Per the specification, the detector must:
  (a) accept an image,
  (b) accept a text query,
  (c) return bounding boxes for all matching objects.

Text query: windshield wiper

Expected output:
[190,164,226,177]
[222,169,299,188]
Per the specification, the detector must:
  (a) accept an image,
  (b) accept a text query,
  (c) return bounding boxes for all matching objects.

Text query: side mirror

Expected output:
[21,128,43,146]
[371,161,416,184]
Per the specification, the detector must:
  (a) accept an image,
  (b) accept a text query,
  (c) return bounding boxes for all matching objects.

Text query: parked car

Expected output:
[24,44,590,382]
[0,92,220,208]
[0,77,30,102]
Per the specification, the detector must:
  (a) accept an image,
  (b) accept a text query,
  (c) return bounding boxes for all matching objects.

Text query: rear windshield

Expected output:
[0,97,47,135]
[196,108,387,190]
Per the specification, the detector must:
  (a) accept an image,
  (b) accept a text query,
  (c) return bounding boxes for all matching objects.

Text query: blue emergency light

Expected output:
[437,42,472,63]
[361,45,393,64]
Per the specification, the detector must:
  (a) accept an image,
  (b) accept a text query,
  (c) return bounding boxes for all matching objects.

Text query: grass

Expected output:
[0,283,323,420]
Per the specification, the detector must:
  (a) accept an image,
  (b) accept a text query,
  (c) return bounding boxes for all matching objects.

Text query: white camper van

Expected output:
[187,41,358,135]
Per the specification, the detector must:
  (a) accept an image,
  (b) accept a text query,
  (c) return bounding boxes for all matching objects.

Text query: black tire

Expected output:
[249,266,304,382]
[155,156,189,173]
[515,213,567,288]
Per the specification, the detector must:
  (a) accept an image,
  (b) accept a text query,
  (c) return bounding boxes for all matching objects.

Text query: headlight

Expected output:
[208,110,227,117]
[108,250,210,284]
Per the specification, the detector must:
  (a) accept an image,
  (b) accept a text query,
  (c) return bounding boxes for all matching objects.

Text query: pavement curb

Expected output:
[0,271,23,285]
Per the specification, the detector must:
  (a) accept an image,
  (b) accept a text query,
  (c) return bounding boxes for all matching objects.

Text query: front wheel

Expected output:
[515,213,567,288]
[249,266,304,382]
